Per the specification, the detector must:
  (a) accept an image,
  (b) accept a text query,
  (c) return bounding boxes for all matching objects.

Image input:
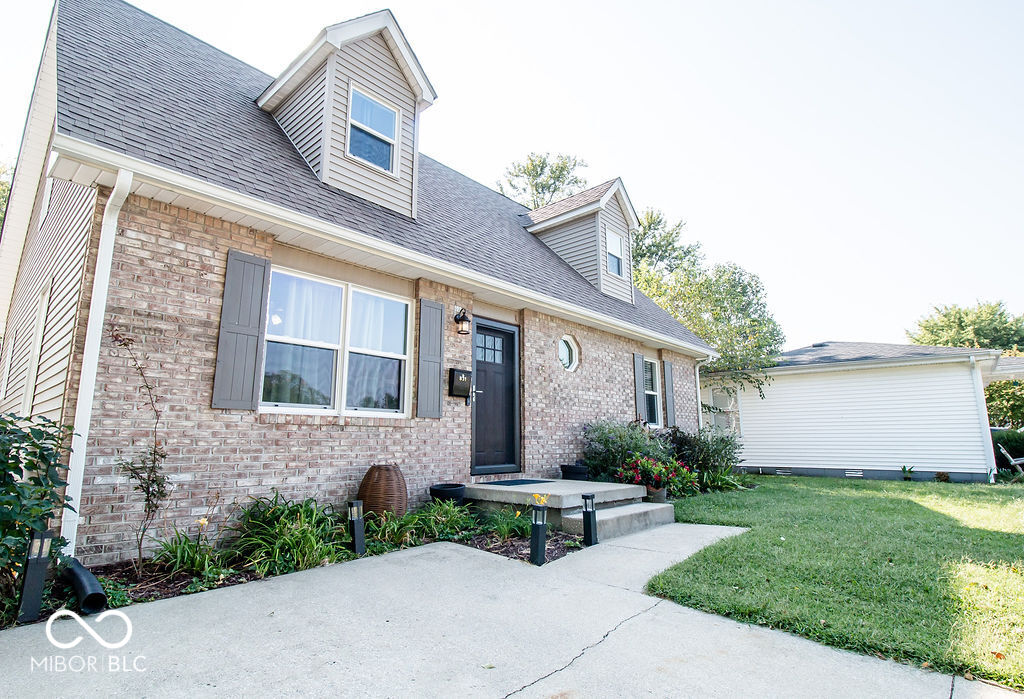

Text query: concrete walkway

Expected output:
[0,523,1016,698]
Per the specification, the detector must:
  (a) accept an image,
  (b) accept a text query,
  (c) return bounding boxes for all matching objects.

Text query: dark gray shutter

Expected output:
[663,360,676,427]
[416,299,444,418]
[633,352,645,421]
[211,249,271,410]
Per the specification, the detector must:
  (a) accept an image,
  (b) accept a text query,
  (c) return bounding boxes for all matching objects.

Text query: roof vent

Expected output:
[811,342,827,348]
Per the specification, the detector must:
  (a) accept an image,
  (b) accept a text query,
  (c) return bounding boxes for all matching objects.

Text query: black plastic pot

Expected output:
[429,483,466,505]
[560,463,590,481]
[62,559,107,615]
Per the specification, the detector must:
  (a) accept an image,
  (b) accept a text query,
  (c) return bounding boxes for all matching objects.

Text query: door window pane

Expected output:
[345,353,402,410]
[267,272,343,344]
[351,90,396,139]
[263,342,335,407]
[349,291,407,354]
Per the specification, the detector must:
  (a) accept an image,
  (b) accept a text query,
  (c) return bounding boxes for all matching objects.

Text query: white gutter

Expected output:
[61,168,134,554]
[694,358,707,429]
[52,134,718,361]
[969,355,998,483]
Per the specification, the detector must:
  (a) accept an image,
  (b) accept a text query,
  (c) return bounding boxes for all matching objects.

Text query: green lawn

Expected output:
[648,477,1024,689]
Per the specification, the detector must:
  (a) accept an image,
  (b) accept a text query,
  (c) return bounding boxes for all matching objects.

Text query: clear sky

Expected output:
[2,0,1021,350]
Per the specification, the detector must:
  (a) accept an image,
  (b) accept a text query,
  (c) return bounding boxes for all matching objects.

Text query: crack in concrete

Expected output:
[503,599,663,698]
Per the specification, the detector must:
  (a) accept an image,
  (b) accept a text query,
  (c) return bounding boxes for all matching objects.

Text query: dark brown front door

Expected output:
[471,320,520,474]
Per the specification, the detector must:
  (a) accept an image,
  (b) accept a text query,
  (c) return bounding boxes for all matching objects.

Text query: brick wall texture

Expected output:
[71,193,699,565]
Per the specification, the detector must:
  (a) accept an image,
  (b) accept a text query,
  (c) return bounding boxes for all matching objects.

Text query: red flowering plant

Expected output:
[614,456,699,498]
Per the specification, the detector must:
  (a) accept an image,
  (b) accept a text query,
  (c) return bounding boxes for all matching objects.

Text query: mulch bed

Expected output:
[86,561,261,604]
[461,531,583,563]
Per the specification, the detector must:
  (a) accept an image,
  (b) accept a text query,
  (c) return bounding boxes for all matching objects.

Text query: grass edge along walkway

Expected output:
[647,477,1024,690]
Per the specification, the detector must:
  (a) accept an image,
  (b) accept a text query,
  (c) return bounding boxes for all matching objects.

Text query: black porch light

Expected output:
[530,505,548,566]
[347,500,366,556]
[581,494,599,547]
[17,530,53,623]
[454,308,471,335]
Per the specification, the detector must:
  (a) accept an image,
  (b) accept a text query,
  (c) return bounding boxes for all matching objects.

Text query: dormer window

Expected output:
[607,230,624,277]
[348,85,400,175]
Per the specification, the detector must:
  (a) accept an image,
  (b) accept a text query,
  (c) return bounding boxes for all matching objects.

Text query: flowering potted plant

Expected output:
[614,457,687,503]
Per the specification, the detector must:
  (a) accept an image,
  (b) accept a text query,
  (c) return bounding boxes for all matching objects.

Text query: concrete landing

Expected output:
[561,501,675,539]
[463,479,644,510]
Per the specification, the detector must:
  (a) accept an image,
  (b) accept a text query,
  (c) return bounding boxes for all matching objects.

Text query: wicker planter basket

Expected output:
[357,463,409,516]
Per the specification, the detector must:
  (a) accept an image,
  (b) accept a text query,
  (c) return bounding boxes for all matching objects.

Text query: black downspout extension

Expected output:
[61,559,107,615]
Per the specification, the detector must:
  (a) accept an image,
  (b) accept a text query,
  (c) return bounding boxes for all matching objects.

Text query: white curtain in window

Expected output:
[267,273,342,344]
[349,291,406,354]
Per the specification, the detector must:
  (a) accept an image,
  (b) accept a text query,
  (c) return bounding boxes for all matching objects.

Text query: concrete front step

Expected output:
[561,502,675,540]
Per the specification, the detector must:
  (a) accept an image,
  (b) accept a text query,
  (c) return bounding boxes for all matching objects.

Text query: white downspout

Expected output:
[61,169,134,554]
[969,355,998,484]
[694,359,706,429]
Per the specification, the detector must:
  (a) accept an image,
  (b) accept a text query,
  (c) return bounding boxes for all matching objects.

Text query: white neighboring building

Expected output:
[702,342,1003,483]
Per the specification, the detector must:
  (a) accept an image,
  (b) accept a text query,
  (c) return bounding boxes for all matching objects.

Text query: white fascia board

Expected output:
[257,33,331,111]
[599,178,640,231]
[524,201,603,234]
[0,5,57,337]
[52,134,717,360]
[754,352,1003,377]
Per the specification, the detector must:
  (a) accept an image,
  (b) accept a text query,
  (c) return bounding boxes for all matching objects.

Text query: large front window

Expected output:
[348,86,399,174]
[262,270,410,414]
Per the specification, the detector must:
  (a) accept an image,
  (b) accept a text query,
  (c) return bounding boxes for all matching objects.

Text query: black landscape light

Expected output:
[530,505,548,566]
[582,493,598,547]
[18,530,53,623]
[347,500,366,556]
[454,308,471,335]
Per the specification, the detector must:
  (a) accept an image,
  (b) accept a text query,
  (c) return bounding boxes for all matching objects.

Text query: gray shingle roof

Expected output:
[994,356,1024,373]
[773,341,994,368]
[54,0,713,354]
[519,180,617,226]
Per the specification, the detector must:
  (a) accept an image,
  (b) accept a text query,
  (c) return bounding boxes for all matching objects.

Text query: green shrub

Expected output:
[582,419,673,481]
[661,426,744,492]
[412,500,478,541]
[483,506,531,541]
[365,510,419,548]
[993,429,1024,469]
[0,414,74,605]
[154,528,230,578]
[226,493,351,577]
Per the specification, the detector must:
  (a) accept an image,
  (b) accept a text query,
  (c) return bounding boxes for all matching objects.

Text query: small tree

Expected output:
[632,209,700,273]
[109,328,168,577]
[498,152,587,209]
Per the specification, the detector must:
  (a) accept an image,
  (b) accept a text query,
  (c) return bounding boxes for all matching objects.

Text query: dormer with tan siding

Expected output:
[258,10,435,218]
[523,178,639,304]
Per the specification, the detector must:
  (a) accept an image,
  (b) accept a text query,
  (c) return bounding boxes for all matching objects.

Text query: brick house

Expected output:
[0,0,716,565]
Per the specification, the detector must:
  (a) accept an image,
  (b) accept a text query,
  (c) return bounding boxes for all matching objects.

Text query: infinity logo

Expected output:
[45,609,133,650]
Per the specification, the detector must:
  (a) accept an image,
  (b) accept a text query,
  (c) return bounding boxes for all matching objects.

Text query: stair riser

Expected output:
[561,505,675,539]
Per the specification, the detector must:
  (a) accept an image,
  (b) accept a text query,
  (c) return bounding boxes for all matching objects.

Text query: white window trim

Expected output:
[643,357,661,427]
[558,334,580,372]
[606,229,625,278]
[258,266,413,419]
[345,81,402,180]
[22,284,50,416]
[340,285,413,418]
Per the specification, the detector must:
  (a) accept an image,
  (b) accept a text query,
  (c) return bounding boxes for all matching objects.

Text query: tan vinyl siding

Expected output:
[535,213,600,287]
[720,363,991,475]
[599,197,634,304]
[324,33,416,217]
[0,177,96,419]
[273,61,327,178]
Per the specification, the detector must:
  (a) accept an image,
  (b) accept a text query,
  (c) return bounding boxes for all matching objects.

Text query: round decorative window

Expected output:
[558,335,580,371]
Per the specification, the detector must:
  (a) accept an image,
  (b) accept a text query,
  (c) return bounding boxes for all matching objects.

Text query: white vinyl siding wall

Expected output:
[273,61,327,178]
[535,213,599,287]
[0,178,96,419]
[599,197,634,304]
[725,362,992,477]
[325,33,416,217]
